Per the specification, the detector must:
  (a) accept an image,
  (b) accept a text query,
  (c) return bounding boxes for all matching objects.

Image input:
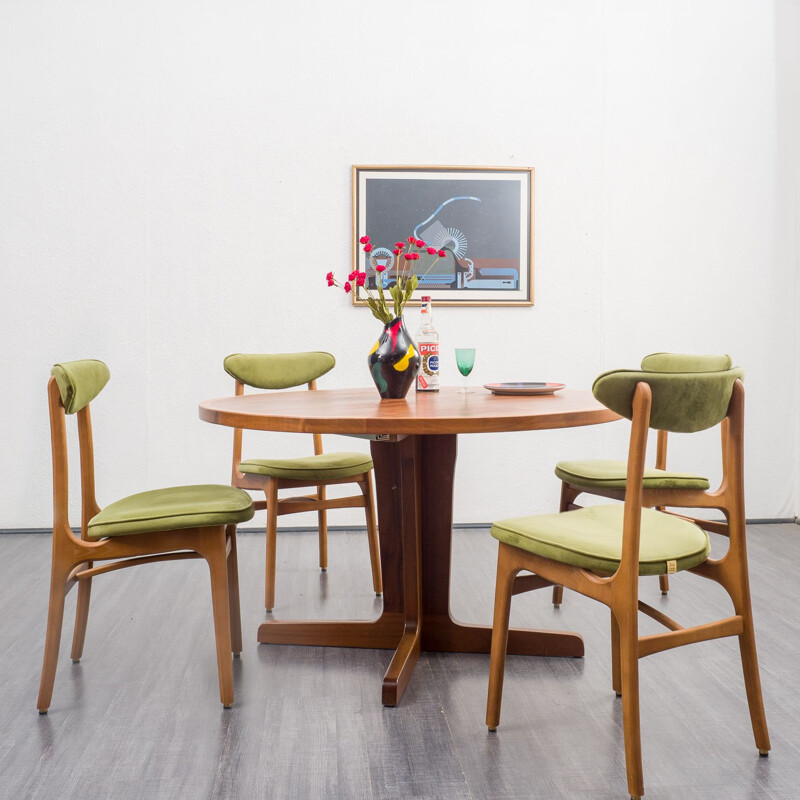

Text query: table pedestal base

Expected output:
[257,433,584,706]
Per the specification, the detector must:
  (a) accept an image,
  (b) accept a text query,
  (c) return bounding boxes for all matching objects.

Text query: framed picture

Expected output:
[352,165,534,306]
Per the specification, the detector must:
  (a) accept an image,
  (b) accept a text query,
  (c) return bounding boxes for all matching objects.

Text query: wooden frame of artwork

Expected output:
[352,165,535,307]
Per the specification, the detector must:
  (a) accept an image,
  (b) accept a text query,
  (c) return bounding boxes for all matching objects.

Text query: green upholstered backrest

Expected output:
[224,352,336,390]
[592,367,744,433]
[51,359,110,414]
[640,352,733,373]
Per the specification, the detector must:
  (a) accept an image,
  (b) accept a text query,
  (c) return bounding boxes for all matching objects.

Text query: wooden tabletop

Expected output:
[198,386,620,435]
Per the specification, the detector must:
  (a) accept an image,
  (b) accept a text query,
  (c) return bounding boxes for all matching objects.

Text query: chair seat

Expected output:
[491,505,710,576]
[88,485,255,539]
[239,452,373,481]
[555,459,710,490]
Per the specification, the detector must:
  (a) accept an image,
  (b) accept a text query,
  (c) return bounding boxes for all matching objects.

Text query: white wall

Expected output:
[0,0,797,530]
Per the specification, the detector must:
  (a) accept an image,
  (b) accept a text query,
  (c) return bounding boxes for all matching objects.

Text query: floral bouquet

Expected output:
[326,235,447,325]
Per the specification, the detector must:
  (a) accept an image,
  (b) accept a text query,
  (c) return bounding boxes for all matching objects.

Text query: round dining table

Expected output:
[199,386,619,706]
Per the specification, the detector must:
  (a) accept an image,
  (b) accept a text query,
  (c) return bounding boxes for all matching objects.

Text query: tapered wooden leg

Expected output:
[226,527,243,656]
[486,544,517,731]
[264,479,278,612]
[737,614,771,754]
[362,473,382,596]
[70,570,92,662]
[617,606,644,800]
[317,485,328,571]
[610,608,621,696]
[37,566,70,713]
[658,574,670,594]
[205,529,234,708]
[551,482,576,606]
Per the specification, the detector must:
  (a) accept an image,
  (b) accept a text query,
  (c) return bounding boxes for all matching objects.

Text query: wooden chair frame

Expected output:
[230,378,382,611]
[38,377,242,712]
[486,380,770,799]
[553,408,732,605]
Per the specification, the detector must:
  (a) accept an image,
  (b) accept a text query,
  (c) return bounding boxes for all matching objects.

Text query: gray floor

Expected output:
[1,523,798,800]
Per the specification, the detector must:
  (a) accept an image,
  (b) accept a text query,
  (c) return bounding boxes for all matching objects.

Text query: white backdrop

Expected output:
[1,0,797,530]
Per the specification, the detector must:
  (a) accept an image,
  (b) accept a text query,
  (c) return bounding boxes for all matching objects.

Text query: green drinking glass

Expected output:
[455,348,476,393]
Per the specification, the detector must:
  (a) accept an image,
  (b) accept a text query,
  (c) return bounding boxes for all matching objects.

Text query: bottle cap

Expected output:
[421,295,431,301]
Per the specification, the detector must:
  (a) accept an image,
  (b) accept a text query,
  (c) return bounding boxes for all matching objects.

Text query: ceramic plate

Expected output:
[484,382,566,396]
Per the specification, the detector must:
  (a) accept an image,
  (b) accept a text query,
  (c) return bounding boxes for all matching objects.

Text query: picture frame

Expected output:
[352,165,534,307]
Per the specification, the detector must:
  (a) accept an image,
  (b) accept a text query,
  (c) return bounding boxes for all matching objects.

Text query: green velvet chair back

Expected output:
[223,352,335,390]
[51,359,110,414]
[592,367,744,433]
[640,352,733,373]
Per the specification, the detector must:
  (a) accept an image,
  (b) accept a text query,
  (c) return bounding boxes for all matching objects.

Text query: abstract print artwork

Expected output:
[353,166,534,306]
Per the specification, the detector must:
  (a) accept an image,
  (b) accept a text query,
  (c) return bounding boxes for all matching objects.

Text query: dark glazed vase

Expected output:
[368,316,421,399]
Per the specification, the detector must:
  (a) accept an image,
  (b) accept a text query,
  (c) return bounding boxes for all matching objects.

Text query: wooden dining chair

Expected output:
[486,365,769,800]
[38,360,254,713]
[224,352,382,612]
[550,352,731,606]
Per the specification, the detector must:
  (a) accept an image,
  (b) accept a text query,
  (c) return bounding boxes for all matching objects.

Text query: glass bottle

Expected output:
[415,295,440,392]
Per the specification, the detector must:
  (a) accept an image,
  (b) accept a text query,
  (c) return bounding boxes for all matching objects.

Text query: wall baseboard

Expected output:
[1,519,797,535]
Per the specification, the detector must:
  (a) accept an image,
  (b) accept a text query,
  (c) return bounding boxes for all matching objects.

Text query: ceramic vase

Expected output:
[368,316,420,399]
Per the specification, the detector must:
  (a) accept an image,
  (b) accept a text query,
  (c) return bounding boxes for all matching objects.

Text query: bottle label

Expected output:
[416,342,440,391]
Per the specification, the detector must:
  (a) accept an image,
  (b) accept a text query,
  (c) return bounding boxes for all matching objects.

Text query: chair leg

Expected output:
[317,485,328,571]
[610,609,622,696]
[363,472,382,596]
[37,565,71,713]
[226,526,243,656]
[737,611,771,754]
[70,572,92,662]
[486,544,517,731]
[551,482,575,607]
[265,479,278,612]
[204,529,234,708]
[658,574,670,594]
[616,606,644,800]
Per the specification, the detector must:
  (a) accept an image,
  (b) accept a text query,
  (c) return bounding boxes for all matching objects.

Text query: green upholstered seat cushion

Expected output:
[640,353,733,373]
[87,485,254,539]
[51,360,110,414]
[239,452,372,481]
[491,505,710,576]
[224,352,335,390]
[555,459,709,490]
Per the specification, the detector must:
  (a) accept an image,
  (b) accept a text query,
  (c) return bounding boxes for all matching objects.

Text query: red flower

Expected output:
[415,239,425,247]
[395,241,405,249]
[407,236,415,243]
[363,243,373,253]
[359,235,370,244]
[375,265,386,272]
[426,246,437,255]
[392,248,401,255]
[412,252,420,260]
[326,271,334,281]
[356,273,366,287]
[344,281,352,293]
[437,249,446,258]
[327,278,334,286]
[348,271,357,281]
[403,253,412,261]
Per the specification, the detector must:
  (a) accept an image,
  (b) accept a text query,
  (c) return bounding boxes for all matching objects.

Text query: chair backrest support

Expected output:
[603,371,745,581]
[48,359,109,542]
[225,353,335,483]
